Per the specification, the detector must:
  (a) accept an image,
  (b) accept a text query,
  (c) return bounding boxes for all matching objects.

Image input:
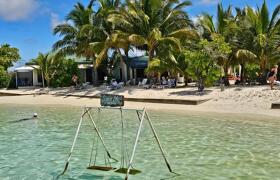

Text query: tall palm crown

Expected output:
[199,3,234,39]
[108,0,195,59]
[53,0,95,57]
[244,0,280,69]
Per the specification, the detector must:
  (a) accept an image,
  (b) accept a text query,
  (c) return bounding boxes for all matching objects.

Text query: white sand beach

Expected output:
[0,85,280,117]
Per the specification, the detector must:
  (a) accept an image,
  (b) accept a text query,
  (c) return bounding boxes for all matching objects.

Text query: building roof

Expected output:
[78,64,93,69]
[15,65,40,72]
[127,56,148,69]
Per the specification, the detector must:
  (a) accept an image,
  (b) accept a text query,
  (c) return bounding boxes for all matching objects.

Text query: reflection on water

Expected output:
[0,104,280,179]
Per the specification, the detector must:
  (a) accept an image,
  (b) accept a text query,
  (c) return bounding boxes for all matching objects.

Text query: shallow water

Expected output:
[0,104,280,180]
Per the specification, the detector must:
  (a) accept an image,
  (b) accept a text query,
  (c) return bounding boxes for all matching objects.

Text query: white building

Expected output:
[14,65,42,88]
[13,55,149,87]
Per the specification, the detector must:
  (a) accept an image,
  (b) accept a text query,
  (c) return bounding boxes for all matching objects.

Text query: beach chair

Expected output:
[106,80,124,91]
[117,82,124,89]
[33,88,49,96]
[161,77,169,88]
[168,79,176,88]
[138,78,148,87]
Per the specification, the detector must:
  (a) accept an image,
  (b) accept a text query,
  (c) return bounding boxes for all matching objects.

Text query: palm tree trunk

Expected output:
[42,72,45,87]
[223,66,230,86]
[117,48,127,82]
[148,48,155,61]
[92,57,98,86]
[93,67,98,85]
[46,78,50,87]
[240,63,245,85]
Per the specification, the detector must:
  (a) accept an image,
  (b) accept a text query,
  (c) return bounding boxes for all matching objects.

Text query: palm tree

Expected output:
[244,0,280,71]
[199,3,234,36]
[199,3,236,81]
[91,32,130,81]
[53,0,100,84]
[53,0,95,55]
[229,0,280,83]
[32,52,64,87]
[103,0,197,82]
[108,0,196,61]
[87,0,130,81]
[54,0,123,84]
[234,49,257,83]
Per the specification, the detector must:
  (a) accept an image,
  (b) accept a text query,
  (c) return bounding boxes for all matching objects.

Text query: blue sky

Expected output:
[0,0,279,65]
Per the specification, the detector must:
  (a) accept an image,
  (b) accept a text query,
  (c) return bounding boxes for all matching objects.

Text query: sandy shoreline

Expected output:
[0,85,280,118]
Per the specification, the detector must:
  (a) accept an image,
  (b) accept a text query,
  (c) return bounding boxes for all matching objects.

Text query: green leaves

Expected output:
[235,49,257,64]
[184,49,220,87]
[0,44,20,70]
[128,34,146,46]
[168,29,199,41]
[0,66,11,88]
[260,0,269,32]
[33,52,65,87]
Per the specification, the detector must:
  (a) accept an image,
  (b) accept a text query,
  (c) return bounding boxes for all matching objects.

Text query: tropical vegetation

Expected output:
[2,0,280,90]
[51,0,280,90]
[0,44,20,88]
[31,52,79,87]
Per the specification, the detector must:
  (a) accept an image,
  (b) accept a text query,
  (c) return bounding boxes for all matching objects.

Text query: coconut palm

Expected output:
[53,0,95,56]
[108,0,196,61]
[199,3,236,81]
[53,0,101,83]
[199,3,234,36]
[101,0,197,82]
[32,52,64,87]
[234,49,257,83]
[244,0,280,71]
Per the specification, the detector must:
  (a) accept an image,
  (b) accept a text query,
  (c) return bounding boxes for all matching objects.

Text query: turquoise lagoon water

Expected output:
[0,104,280,180]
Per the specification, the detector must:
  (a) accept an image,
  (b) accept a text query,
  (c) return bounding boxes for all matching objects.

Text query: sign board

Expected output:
[100,94,124,107]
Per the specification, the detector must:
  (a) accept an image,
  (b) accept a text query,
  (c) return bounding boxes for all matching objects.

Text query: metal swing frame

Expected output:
[60,106,173,180]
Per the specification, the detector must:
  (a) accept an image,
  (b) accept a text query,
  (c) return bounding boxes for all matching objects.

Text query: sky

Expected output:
[0,0,279,66]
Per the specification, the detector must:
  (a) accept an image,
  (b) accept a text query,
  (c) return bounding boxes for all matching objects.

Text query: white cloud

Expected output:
[50,13,65,29]
[0,0,39,21]
[191,16,200,25]
[198,0,220,5]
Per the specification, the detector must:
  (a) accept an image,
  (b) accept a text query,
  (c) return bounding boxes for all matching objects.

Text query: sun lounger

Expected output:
[33,88,49,96]
[168,79,176,88]
[106,81,124,91]
[138,78,148,86]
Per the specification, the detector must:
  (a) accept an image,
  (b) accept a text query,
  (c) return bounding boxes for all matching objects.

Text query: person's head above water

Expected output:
[33,113,38,118]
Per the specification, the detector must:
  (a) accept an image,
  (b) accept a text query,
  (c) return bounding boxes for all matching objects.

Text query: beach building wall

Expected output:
[15,65,42,88]
[14,55,148,87]
[78,64,94,84]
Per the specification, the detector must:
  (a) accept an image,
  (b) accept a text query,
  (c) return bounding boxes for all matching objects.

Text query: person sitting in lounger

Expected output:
[72,74,78,87]
[267,65,278,90]
[111,80,118,89]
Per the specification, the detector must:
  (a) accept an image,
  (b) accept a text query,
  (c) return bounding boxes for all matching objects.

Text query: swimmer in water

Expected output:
[10,113,38,123]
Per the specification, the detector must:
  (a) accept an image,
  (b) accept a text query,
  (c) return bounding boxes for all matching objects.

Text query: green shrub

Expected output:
[246,63,260,82]
[185,50,220,89]
[51,59,79,87]
[7,73,17,89]
[0,66,11,88]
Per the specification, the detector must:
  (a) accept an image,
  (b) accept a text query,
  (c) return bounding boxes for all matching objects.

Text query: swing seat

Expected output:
[115,168,141,175]
[87,165,115,171]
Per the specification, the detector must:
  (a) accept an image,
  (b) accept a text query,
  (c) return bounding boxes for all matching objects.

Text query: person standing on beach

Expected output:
[72,74,78,87]
[267,65,278,90]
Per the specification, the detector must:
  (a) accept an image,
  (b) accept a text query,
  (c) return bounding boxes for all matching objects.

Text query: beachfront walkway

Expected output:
[1,85,280,117]
[0,86,212,101]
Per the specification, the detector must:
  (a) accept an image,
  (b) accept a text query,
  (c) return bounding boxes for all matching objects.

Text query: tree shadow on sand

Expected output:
[169,90,212,96]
